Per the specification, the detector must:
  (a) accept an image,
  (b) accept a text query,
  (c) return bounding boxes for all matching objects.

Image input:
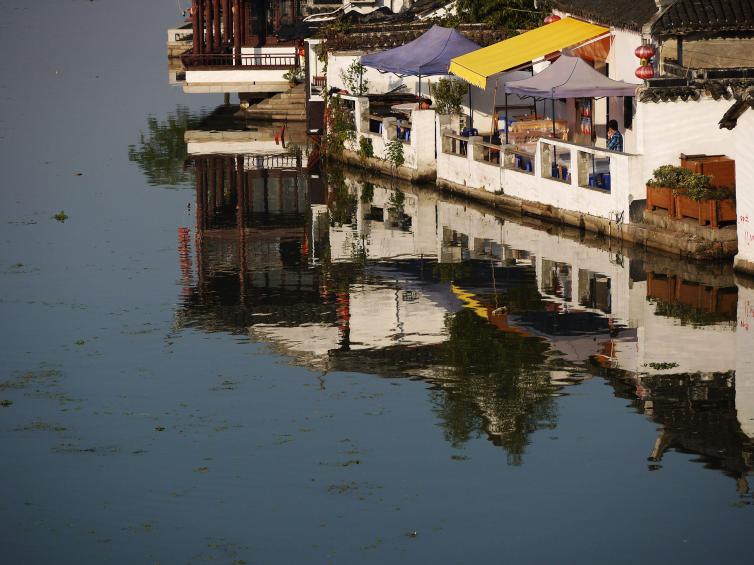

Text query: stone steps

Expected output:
[245,85,306,121]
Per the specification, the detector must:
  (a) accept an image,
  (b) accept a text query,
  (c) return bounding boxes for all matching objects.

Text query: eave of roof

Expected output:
[653,0,754,37]
[552,0,659,32]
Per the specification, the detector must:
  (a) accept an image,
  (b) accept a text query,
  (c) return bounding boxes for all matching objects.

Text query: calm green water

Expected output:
[1,2,753,564]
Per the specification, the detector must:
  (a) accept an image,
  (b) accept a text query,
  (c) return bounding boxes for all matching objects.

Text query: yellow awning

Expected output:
[449,18,610,90]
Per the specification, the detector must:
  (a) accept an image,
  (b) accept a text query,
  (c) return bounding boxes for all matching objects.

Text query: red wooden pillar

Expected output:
[233,0,242,63]
[195,0,205,55]
[213,0,222,51]
[205,0,214,54]
[222,0,231,47]
[290,0,296,24]
[192,1,201,55]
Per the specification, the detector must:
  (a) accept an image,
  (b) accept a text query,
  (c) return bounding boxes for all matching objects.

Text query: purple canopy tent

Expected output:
[361,25,480,97]
[503,55,638,142]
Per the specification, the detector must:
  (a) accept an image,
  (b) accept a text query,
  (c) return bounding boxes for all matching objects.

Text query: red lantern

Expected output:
[635,65,655,80]
[634,45,655,61]
[544,14,561,24]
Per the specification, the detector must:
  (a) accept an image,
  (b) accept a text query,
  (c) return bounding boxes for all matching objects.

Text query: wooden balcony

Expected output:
[182,52,298,70]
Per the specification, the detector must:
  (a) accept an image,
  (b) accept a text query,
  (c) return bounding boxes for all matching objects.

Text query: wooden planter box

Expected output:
[675,193,736,228]
[680,154,735,188]
[646,185,675,215]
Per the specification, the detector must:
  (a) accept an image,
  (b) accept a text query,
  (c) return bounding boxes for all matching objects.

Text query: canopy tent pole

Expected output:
[491,77,498,141]
[468,84,474,130]
[552,98,556,137]
[504,90,509,145]
[418,73,422,98]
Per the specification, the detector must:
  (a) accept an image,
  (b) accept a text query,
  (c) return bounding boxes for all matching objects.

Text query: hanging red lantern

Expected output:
[635,65,655,80]
[635,44,655,61]
[544,14,561,24]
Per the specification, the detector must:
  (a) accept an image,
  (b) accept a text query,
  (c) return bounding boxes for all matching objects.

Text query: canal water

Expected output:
[1,2,753,564]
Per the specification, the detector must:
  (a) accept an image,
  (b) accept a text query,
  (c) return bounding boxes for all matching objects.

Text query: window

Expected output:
[624,97,634,130]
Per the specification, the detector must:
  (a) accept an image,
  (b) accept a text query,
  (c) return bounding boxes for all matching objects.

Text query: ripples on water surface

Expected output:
[0,1,753,564]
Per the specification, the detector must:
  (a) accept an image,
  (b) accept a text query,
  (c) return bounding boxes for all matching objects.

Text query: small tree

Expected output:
[386,139,405,173]
[430,78,467,115]
[340,59,370,96]
[358,137,374,161]
[324,95,356,158]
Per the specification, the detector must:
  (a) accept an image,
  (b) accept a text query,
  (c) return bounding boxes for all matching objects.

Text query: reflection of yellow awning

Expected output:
[449,18,610,89]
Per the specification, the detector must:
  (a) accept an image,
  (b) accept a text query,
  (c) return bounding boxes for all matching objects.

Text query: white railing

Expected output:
[437,125,644,223]
[339,94,436,175]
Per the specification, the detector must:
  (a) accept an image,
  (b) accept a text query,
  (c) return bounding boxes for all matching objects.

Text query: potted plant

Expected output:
[646,165,690,216]
[283,66,304,88]
[646,165,736,227]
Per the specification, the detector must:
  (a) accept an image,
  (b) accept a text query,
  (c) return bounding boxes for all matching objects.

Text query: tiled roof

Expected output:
[323,22,506,51]
[639,76,754,103]
[719,86,754,129]
[653,0,754,37]
[552,0,659,31]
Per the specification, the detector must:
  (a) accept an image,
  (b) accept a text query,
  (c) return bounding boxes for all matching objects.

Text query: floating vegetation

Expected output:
[53,210,69,223]
[0,399,12,407]
[15,421,67,432]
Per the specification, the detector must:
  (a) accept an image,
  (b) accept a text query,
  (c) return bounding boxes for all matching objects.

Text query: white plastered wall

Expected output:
[734,110,754,270]
[634,96,735,185]
[736,282,754,438]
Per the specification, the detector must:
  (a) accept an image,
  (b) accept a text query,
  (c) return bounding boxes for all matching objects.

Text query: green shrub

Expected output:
[358,137,374,161]
[340,60,369,96]
[647,165,732,201]
[430,78,466,116]
[386,139,405,170]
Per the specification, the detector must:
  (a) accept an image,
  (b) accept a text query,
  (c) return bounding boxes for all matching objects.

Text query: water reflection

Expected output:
[165,119,753,483]
[128,106,207,188]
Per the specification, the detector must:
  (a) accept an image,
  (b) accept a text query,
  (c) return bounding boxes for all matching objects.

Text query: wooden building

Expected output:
[185,0,305,66]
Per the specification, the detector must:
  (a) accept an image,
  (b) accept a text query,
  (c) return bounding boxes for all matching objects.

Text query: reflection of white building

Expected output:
[319,175,748,378]
[736,280,754,439]
[329,181,438,262]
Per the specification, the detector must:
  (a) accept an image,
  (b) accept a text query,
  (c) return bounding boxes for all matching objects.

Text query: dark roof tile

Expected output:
[553,0,659,31]
[653,0,754,36]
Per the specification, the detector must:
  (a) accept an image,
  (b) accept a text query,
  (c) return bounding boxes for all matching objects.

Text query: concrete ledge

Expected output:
[336,150,435,184]
[643,209,738,243]
[436,178,737,262]
[183,82,289,94]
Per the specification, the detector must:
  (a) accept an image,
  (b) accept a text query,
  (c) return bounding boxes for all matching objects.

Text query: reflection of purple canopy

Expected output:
[505,55,638,98]
[361,25,480,77]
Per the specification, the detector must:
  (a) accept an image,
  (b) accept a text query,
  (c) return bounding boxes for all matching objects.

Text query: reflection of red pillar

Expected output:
[195,159,205,293]
[301,231,309,260]
[336,292,351,350]
[178,227,194,299]
[236,156,247,303]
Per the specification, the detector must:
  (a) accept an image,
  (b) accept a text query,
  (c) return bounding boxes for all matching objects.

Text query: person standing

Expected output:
[607,119,623,152]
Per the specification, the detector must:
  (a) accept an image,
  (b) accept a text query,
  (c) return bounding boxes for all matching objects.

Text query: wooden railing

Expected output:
[182,52,298,69]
